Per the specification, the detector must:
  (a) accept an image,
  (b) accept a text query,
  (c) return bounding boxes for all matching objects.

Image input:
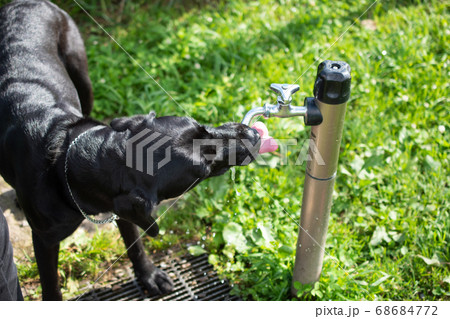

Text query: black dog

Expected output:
[0,0,260,300]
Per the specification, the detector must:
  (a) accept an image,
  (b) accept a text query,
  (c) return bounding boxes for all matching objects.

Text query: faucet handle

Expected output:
[270,83,300,105]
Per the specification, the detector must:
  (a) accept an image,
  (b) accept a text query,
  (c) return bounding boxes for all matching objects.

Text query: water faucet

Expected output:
[241,83,322,126]
[237,60,352,297]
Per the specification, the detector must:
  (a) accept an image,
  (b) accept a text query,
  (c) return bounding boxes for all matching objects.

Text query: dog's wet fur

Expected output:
[0,0,260,300]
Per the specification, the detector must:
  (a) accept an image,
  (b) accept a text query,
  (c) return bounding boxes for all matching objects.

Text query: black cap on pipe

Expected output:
[304,97,323,126]
[313,60,351,105]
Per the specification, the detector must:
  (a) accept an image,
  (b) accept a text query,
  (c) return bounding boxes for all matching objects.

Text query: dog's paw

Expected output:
[139,267,174,297]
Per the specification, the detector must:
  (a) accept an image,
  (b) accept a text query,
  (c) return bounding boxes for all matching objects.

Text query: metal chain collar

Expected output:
[64,126,119,224]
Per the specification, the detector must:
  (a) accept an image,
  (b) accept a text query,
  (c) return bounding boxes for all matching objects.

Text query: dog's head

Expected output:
[110,112,260,236]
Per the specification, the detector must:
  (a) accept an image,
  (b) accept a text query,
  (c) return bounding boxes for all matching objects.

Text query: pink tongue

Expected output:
[251,122,278,154]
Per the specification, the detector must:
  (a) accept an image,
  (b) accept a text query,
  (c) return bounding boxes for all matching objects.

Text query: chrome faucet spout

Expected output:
[264,103,307,119]
[241,83,311,126]
[241,107,266,126]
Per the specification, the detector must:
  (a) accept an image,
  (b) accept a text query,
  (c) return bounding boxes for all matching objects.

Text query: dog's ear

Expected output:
[110,111,156,132]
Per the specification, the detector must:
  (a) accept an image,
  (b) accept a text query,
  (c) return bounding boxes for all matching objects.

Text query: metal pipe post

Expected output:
[291,60,351,295]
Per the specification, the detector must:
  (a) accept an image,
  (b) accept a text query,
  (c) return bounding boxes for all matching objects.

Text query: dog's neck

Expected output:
[62,123,162,235]
[63,123,130,216]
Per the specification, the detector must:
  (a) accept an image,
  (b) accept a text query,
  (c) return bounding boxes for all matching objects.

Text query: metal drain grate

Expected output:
[74,254,239,301]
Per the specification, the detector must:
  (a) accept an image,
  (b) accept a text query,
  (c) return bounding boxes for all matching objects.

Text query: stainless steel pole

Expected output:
[291,60,351,295]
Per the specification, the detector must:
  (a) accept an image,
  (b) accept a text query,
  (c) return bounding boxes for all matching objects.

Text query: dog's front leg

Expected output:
[116,219,173,296]
[32,232,62,301]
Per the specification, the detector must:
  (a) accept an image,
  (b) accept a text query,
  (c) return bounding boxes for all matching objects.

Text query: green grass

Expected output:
[11,0,450,300]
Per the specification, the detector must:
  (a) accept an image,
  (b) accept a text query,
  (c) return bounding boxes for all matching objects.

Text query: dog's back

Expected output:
[0,0,92,190]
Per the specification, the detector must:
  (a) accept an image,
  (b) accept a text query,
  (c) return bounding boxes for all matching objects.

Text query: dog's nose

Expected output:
[250,127,260,142]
